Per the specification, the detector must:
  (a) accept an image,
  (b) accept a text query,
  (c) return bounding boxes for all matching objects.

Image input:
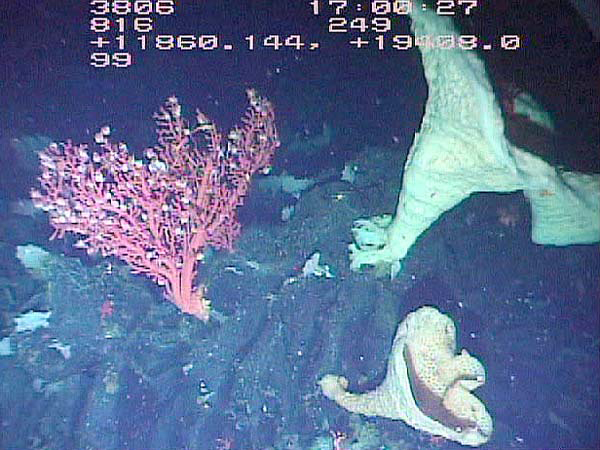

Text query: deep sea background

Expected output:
[0,1,598,449]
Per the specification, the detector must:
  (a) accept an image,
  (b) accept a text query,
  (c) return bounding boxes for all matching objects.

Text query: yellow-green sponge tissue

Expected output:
[349,4,599,275]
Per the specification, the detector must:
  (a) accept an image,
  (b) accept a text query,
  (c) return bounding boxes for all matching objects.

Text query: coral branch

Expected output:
[31,90,279,321]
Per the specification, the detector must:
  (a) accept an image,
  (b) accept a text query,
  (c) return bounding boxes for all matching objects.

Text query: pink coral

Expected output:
[31,90,279,321]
